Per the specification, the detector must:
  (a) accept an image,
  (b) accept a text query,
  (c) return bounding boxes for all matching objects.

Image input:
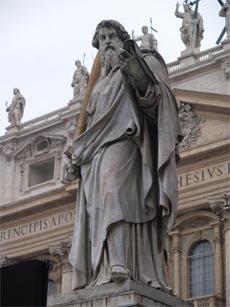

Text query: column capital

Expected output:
[209,194,230,219]
[0,256,17,268]
[49,240,71,258]
[209,194,230,232]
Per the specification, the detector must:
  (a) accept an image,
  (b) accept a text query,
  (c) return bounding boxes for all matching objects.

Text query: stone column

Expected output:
[210,194,230,306]
[171,230,181,297]
[49,240,72,294]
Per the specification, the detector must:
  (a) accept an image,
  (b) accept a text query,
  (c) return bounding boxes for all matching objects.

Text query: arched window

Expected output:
[188,240,214,298]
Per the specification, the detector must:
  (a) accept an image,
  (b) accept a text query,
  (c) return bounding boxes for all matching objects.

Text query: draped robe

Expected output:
[69,45,181,291]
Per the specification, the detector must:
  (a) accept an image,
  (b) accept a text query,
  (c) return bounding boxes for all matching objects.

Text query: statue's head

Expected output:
[92,20,130,74]
[142,26,148,35]
[92,20,130,50]
[13,88,20,95]
[183,2,191,12]
[75,60,81,67]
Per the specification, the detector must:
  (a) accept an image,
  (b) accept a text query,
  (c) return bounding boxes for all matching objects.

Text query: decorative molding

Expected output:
[49,239,72,274]
[187,218,209,229]
[2,143,15,161]
[175,210,219,230]
[49,240,72,260]
[14,133,67,159]
[178,102,204,151]
[221,57,230,79]
[209,194,230,221]
[0,256,17,268]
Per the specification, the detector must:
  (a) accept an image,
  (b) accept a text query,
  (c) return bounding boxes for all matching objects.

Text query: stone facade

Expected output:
[0,40,229,306]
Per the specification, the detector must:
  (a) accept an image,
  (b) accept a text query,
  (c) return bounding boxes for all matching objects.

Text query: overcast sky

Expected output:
[0,0,224,136]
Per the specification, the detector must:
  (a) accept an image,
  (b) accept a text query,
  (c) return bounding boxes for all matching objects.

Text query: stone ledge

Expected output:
[48,280,192,307]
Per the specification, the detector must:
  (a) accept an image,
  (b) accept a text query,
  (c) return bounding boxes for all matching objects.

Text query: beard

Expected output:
[100,47,118,76]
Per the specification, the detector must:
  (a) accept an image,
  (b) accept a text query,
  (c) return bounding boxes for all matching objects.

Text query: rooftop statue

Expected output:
[132,25,158,51]
[175,1,204,50]
[6,88,26,126]
[69,19,182,291]
[71,60,89,100]
[219,0,230,40]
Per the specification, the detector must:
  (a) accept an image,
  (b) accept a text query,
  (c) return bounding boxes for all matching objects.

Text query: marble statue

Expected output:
[6,88,26,126]
[175,2,204,50]
[132,25,158,51]
[69,20,182,292]
[219,0,230,40]
[71,60,89,100]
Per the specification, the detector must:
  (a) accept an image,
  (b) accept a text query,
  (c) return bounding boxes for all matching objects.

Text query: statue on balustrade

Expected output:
[71,60,89,101]
[132,25,158,51]
[6,88,26,126]
[175,1,204,50]
[68,19,182,292]
[219,0,230,40]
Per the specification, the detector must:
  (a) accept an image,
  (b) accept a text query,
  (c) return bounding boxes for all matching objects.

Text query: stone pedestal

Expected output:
[48,280,192,307]
[179,48,200,68]
[68,98,82,110]
[5,125,20,134]
[222,39,230,51]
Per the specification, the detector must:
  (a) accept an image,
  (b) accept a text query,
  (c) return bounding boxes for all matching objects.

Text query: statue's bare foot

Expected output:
[111,265,130,282]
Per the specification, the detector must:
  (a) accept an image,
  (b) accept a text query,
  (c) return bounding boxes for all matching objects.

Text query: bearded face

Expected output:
[98,27,123,75]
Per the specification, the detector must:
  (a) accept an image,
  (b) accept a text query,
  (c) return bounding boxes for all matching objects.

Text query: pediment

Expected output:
[14,133,67,159]
[175,210,219,231]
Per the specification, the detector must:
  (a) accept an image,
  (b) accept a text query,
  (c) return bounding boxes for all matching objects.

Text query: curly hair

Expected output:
[92,20,130,49]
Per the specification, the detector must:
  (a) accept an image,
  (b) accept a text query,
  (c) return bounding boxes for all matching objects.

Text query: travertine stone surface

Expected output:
[48,280,192,307]
[210,194,230,307]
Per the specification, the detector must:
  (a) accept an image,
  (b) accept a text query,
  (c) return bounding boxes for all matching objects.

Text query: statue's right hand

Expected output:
[176,2,180,8]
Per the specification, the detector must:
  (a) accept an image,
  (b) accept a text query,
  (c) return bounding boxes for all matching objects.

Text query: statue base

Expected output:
[221,38,230,51]
[179,48,200,67]
[5,125,20,135]
[48,280,192,307]
[68,97,83,110]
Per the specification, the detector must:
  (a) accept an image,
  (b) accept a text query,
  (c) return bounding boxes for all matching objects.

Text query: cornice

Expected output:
[0,184,78,222]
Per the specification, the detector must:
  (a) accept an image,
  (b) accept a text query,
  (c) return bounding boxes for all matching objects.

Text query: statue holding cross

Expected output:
[175,1,204,51]
[218,0,230,41]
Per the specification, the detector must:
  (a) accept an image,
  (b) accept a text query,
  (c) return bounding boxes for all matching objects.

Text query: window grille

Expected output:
[188,240,214,298]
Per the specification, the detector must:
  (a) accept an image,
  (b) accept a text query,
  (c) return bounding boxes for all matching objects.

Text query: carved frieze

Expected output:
[178,102,203,151]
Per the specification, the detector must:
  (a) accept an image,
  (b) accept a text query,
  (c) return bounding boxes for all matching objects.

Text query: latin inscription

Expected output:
[0,210,74,243]
[178,161,230,189]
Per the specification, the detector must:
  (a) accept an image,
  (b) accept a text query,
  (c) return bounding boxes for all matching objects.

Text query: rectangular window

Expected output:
[28,158,55,187]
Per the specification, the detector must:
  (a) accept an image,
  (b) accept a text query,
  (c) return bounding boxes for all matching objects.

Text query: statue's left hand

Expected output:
[118,48,148,93]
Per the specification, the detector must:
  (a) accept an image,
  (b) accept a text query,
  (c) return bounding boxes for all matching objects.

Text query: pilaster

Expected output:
[49,240,72,294]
